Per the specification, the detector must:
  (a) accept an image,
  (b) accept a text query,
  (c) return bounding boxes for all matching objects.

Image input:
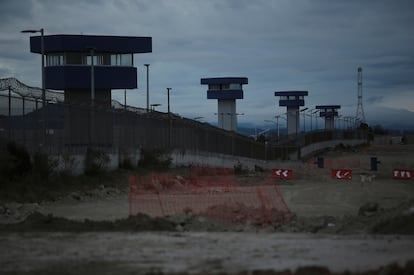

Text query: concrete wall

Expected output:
[49,139,367,175]
[299,139,367,158]
[372,135,403,145]
[171,149,302,170]
[51,148,303,175]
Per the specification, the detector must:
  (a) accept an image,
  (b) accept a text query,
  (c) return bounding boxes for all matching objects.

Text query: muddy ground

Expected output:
[1,144,414,274]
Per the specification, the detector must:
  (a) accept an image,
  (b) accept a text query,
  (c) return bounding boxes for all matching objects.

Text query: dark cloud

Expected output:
[365,106,414,130]
[0,0,33,21]
[0,0,413,128]
[365,96,384,104]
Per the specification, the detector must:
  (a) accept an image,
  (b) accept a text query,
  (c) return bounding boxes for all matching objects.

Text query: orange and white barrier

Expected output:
[331,169,352,180]
[393,169,413,179]
[271,168,293,179]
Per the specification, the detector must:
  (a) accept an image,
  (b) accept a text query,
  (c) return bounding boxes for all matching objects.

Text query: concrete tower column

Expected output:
[274,91,308,135]
[287,106,299,135]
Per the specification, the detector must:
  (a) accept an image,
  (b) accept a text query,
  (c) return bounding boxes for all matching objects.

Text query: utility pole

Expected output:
[356,67,365,125]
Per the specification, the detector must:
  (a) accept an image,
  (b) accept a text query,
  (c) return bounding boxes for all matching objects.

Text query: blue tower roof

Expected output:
[274,91,308,96]
[201,77,248,85]
[315,105,341,110]
[29,35,152,54]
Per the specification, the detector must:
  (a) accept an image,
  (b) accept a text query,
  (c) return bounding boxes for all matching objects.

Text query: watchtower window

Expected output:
[46,54,64,66]
[110,53,133,66]
[221,84,230,90]
[229,83,241,89]
[208,84,221,90]
[85,55,104,65]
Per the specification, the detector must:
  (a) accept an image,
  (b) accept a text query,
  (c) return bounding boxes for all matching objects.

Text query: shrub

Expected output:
[59,154,78,176]
[0,142,32,183]
[138,148,172,170]
[84,148,110,176]
[119,157,135,170]
[234,161,249,175]
[31,152,58,183]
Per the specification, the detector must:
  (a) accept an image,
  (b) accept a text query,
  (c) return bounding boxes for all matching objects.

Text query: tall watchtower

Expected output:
[201,77,248,132]
[28,34,152,145]
[315,105,341,130]
[274,91,308,135]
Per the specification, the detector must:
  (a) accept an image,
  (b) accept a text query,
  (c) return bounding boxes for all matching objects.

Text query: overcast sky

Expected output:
[1,0,414,130]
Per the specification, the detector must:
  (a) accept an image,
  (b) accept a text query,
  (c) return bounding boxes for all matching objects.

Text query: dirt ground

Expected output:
[1,144,414,274]
[1,232,413,275]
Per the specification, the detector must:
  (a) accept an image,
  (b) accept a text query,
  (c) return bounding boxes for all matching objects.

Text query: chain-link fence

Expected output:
[0,92,367,159]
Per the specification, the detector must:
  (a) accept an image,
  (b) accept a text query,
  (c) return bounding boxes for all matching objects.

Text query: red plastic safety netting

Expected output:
[128,167,292,226]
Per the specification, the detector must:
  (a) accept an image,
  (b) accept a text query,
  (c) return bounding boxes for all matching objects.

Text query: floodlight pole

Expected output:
[144,64,150,112]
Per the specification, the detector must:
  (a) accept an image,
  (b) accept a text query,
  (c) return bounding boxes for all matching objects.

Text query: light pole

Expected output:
[21,28,45,146]
[124,89,127,110]
[267,114,286,140]
[276,115,282,139]
[166,87,172,148]
[306,109,318,132]
[166,87,171,114]
[88,47,96,106]
[311,109,319,131]
[144,64,150,112]
[300,107,308,133]
[88,47,96,146]
[305,110,312,132]
[336,115,343,130]
[22,28,44,104]
[264,119,277,141]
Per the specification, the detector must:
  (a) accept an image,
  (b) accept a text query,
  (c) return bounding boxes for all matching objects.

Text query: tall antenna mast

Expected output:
[356,67,365,124]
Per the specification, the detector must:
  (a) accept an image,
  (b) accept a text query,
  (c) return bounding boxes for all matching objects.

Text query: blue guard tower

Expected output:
[315,105,341,130]
[274,91,308,135]
[28,34,152,145]
[201,77,248,132]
